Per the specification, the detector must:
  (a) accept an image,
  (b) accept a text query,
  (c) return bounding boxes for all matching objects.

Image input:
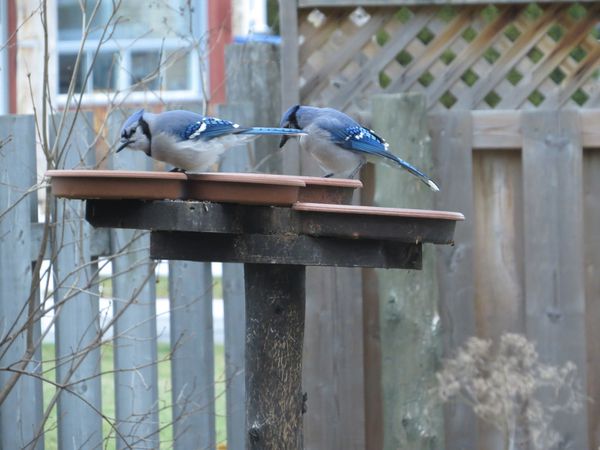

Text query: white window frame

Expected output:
[55,0,207,107]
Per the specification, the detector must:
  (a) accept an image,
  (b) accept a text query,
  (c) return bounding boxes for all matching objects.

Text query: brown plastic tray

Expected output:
[292,202,465,221]
[295,176,362,204]
[47,170,364,206]
[47,170,187,200]
[185,173,304,205]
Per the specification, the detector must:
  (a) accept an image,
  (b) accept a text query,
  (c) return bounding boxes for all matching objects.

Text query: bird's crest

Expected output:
[122,109,145,131]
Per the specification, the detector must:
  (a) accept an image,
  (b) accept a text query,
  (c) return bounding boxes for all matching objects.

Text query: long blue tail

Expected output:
[381,152,440,192]
[239,127,306,136]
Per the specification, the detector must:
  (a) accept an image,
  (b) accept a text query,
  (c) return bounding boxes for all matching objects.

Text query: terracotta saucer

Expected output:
[184,172,305,205]
[46,170,187,200]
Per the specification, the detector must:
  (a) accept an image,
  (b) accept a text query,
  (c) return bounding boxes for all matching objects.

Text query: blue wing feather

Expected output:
[326,123,437,188]
[182,116,249,141]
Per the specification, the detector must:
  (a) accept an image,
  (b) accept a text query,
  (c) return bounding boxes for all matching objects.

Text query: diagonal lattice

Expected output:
[297,3,600,113]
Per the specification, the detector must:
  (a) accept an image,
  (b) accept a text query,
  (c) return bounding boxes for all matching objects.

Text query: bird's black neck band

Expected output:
[139,117,152,156]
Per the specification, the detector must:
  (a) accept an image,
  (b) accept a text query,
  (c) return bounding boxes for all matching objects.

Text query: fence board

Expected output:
[583,148,600,449]
[521,110,589,449]
[0,115,43,450]
[168,261,215,450]
[217,102,252,450]
[370,93,443,449]
[108,111,159,449]
[299,0,590,5]
[303,266,365,450]
[429,111,478,450]
[51,112,103,449]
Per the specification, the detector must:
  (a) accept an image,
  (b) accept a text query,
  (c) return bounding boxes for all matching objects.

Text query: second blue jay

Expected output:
[279,105,439,191]
[117,109,305,171]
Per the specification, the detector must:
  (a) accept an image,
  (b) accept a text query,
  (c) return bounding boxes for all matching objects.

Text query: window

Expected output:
[56,0,206,103]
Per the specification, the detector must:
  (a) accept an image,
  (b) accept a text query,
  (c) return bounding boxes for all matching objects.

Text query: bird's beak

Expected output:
[279,135,290,148]
[116,140,132,153]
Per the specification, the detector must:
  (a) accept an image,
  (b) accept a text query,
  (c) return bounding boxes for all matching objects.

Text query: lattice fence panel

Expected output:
[298,3,600,114]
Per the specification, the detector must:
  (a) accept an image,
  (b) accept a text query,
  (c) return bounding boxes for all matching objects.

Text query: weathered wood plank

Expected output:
[50,112,103,450]
[217,102,249,450]
[472,110,600,150]
[303,265,366,450]
[86,199,459,245]
[279,0,302,176]
[225,43,283,173]
[467,4,561,108]
[472,149,525,449]
[496,5,600,109]
[299,0,592,5]
[371,93,443,450]
[108,111,159,449]
[0,115,44,450]
[429,111,478,450]
[328,9,436,111]
[245,264,306,449]
[151,231,422,269]
[583,148,600,449]
[31,223,111,260]
[521,110,589,449]
[388,8,473,93]
[168,260,215,450]
[426,5,520,105]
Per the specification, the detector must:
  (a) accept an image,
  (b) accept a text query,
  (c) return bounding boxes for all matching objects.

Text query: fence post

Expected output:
[522,110,589,449]
[0,115,44,450]
[225,42,283,173]
[429,110,478,450]
[370,93,444,449]
[108,110,159,449]
[51,111,104,449]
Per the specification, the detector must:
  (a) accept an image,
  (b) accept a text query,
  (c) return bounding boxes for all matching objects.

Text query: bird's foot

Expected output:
[323,172,335,178]
[169,167,186,173]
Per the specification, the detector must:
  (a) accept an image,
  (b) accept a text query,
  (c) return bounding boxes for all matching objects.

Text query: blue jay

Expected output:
[117,109,305,172]
[279,105,439,191]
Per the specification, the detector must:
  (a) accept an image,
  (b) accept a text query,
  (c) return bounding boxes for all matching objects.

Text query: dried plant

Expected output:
[436,333,584,450]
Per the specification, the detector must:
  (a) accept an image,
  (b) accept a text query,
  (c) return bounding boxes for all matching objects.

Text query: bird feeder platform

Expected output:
[47,169,463,449]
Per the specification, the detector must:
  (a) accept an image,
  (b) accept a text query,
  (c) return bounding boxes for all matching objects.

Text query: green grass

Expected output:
[100,276,223,299]
[41,342,226,449]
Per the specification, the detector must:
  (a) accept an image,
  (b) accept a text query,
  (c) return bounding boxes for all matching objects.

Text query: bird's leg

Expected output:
[169,167,186,173]
[348,162,365,179]
[323,172,335,178]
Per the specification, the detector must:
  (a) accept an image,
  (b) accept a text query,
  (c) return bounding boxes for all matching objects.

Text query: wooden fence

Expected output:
[2,28,600,450]
[278,0,600,448]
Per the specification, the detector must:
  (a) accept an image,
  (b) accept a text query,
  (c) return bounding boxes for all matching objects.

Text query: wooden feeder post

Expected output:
[48,170,463,449]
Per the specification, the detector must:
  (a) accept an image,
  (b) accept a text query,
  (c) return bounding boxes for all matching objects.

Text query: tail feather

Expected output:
[382,152,440,192]
[239,127,306,136]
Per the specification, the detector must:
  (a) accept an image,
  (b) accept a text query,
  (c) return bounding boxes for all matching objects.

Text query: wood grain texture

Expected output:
[429,111,478,450]
[150,231,422,269]
[50,113,103,450]
[218,102,250,450]
[0,115,43,450]
[245,264,306,450]
[108,111,159,449]
[583,148,600,449]
[371,93,443,450]
[472,150,525,449]
[522,110,589,449]
[299,0,591,5]
[168,260,215,450]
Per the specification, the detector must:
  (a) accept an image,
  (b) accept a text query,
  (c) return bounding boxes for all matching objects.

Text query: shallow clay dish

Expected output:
[47,170,187,200]
[292,202,465,221]
[184,172,305,205]
[292,176,362,204]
